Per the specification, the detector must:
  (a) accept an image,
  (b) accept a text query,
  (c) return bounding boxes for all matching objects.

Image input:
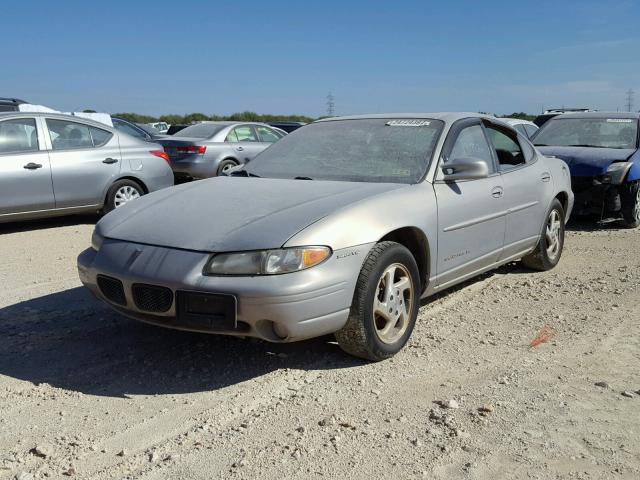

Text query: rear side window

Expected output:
[524,124,538,138]
[485,126,525,168]
[113,119,147,139]
[47,119,93,150]
[232,126,258,142]
[256,126,281,143]
[0,118,39,154]
[89,126,112,147]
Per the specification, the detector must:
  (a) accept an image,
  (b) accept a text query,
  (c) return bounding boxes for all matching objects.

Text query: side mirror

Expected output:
[441,157,489,181]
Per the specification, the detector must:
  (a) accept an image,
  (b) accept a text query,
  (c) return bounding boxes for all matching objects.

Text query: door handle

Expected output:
[541,172,551,182]
[236,146,244,152]
[103,158,118,164]
[23,162,43,170]
[491,186,503,198]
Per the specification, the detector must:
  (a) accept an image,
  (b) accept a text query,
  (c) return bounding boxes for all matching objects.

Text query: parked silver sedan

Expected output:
[78,113,573,360]
[158,122,285,181]
[0,112,174,223]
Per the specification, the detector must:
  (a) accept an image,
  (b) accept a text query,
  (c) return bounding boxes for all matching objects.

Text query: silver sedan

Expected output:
[158,121,285,180]
[78,113,573,361]
[0,112,174,223]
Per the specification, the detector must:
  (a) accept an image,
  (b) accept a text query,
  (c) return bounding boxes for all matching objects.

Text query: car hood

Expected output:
[537,146,635,176]
[96,177,407,252]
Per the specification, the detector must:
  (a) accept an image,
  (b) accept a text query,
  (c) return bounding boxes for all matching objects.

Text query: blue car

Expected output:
[533,112,640,227]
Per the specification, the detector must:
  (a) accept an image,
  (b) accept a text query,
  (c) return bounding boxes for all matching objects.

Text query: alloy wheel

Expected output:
[545,209,562,260]
[372,263,414,344]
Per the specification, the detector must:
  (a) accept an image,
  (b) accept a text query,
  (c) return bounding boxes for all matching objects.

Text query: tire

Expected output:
[104,179,144,213]
[335,241,421,361]
[521,199,565,271]
[620,181,640,228]
[217,159,239,176]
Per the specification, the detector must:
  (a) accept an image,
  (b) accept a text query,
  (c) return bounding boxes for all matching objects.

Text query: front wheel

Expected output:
[521,199,565,271]
[335,241,421,361]
[620,181,640,228]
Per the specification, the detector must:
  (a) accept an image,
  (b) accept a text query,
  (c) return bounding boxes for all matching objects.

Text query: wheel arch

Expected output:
[554,191,569,216]
[103,176,148,206]
[379,227,430,292]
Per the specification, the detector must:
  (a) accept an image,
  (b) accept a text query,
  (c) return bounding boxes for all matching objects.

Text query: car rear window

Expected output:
[174,123,226,139]
[534,117,638,149]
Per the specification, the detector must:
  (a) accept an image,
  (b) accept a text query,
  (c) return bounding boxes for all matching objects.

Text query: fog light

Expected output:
[272,322,289,340]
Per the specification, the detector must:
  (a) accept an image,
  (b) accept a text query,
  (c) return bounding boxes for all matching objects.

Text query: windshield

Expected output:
[244,118,444,183]
[534,117,638,149]
[175,123,227,139]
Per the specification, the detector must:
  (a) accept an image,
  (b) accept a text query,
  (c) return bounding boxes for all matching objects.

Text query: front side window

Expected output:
[256,126,281,143]
[0,118,39,154]
[447,125,494,172]
[485,126,525,168]
[245,118,444,183]
[534,117,638,149]
[47,119,93,150]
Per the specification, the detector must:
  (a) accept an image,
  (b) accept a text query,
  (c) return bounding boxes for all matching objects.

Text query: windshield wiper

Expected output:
[566,144,609,148]
[533,143,548,146]
[293,176,314,180]
[229,169,261,178]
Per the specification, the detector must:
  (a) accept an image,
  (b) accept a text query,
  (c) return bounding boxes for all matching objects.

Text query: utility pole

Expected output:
[326,92,335,117]
[625,89,634,112]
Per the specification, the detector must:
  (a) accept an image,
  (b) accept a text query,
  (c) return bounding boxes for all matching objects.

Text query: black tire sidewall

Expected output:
[217,159,239,176]
[105,180,143,213]
[358,244,421,358]
[621,181,640,228]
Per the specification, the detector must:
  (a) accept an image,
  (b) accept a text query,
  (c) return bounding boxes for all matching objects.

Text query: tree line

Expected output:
[111,111,315,125]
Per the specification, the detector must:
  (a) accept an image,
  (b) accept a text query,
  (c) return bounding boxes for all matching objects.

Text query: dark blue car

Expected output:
[533,112,640,227]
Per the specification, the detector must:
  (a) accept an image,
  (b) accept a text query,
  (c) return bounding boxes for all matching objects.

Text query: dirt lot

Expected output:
[0,216,639,480]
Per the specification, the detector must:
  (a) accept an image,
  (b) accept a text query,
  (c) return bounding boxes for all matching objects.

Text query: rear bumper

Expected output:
[77,240,373,342]
[169,155,217,179]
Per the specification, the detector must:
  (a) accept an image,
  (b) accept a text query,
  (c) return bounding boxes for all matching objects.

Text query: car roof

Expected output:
[0,111,115,130]
[315,112,498,123]
[502,118,536,126]
[0,97,27,104]
[553,111,640,120]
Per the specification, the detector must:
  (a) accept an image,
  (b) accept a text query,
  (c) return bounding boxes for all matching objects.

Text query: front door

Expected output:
[433,120,506,288]
[0,116,55,215]
[44,117,121,208]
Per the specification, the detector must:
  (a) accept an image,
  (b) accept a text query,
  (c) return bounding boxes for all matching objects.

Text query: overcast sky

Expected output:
[3,0,639,117]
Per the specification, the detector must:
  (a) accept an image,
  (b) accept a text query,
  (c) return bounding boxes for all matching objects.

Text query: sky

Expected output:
[2,0,639,117]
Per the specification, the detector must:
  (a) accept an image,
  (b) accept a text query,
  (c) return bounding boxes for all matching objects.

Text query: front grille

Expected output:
[97,275,127,306]
[132,284,173,313]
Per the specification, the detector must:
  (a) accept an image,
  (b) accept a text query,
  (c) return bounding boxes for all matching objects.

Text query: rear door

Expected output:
[484,120,549,259]
[0,116,55,215]
[226,125,264,163]
[433,119,506,288]
[44,118,121,208]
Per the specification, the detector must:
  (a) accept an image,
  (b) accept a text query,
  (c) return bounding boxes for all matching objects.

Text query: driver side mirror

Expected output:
[441,157,489,181]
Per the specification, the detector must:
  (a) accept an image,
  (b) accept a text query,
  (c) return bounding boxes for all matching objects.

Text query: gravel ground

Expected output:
[0,215,638,480]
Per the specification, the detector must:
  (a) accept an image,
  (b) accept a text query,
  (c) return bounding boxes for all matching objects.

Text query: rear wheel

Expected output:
[620,181,640,228]
[217,159,239,176]
[335,241,420,361]
[522,199,565,271]
[104,179,144,213]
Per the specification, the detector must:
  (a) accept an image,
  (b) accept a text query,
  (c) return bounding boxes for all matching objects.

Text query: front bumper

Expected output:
[77,240,373,342]
[571,176,621,216]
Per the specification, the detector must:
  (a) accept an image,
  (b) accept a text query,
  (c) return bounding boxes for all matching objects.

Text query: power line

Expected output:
[326,92,335,117]
[625,89,634,112]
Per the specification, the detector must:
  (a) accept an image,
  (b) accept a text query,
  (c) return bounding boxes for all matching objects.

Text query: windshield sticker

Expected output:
[606,119,633,123]
[386,120,431,127]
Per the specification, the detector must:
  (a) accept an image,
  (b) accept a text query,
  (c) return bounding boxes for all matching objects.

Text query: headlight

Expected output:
[607,162,630,184]
[91,231,104,251]
[204,246,331,275]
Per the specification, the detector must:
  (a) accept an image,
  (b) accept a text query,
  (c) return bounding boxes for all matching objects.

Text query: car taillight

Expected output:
[176,145,206,154]
[150,150,170,164]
